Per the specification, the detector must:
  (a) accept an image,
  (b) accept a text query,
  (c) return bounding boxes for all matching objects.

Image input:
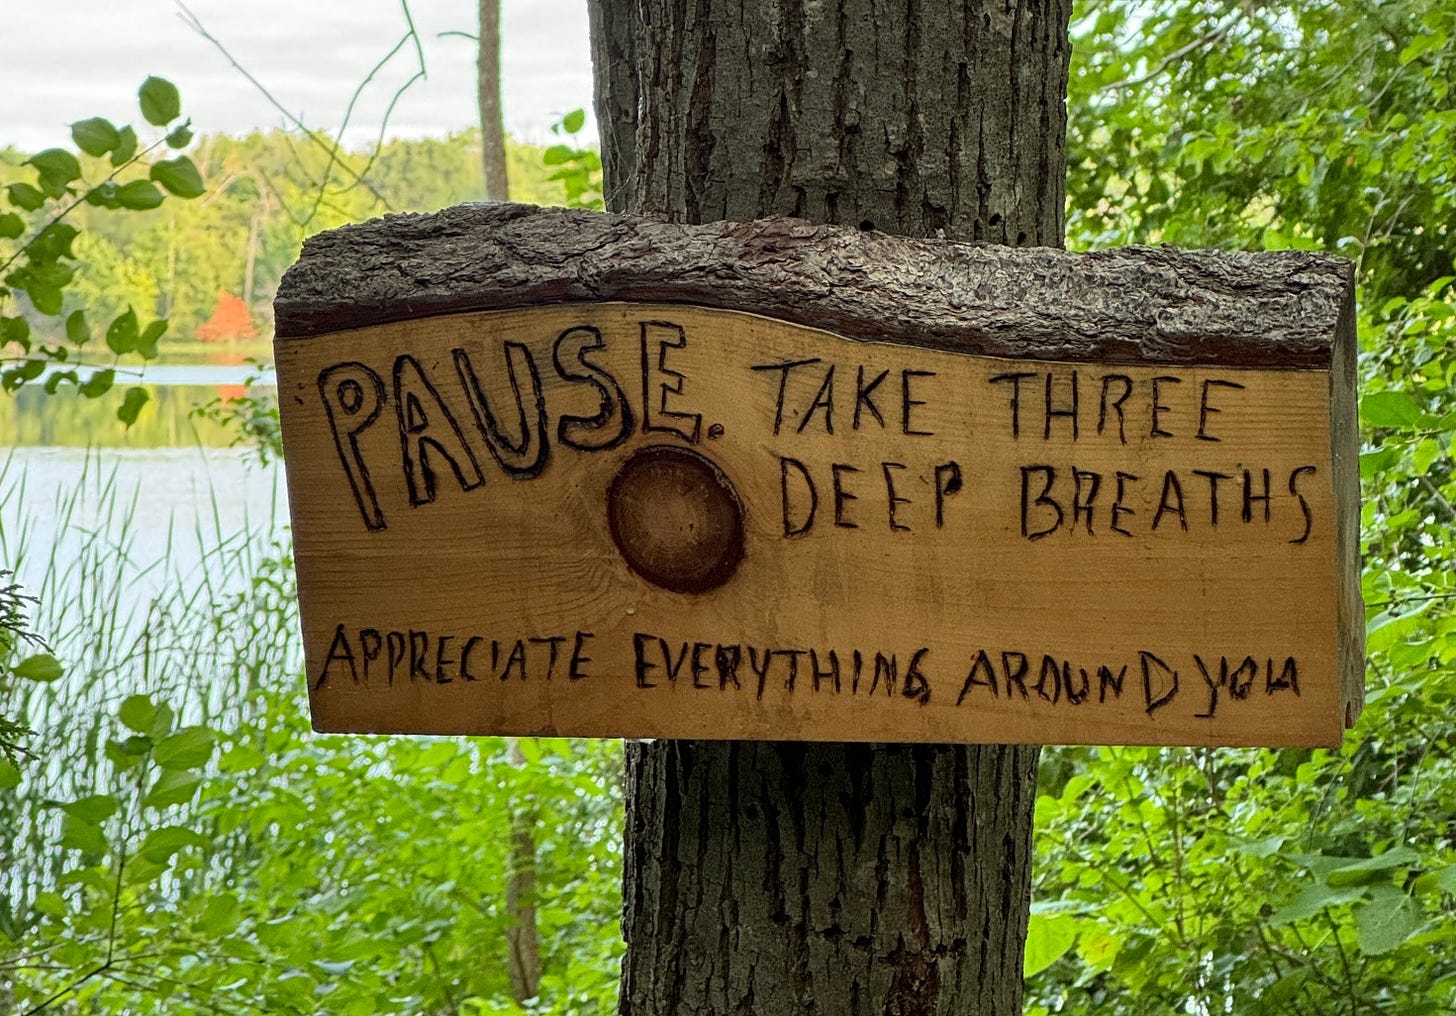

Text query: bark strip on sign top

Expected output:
[274,203,1354,370]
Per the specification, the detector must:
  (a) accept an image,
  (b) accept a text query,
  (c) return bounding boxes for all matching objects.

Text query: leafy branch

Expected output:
[0,132,180,280]
[0,76,205,423]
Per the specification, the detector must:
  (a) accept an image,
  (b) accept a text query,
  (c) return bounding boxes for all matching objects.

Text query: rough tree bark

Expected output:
[477,0,509,201]
[587,1,1072,1013]
[275,204,1348,370]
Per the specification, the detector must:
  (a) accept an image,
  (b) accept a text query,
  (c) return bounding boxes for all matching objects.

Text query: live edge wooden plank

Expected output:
[273,203,1363,748]
[275,203,1350,368]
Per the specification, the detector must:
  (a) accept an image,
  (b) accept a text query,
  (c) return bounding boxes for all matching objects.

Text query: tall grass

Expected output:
[0,448,297,914]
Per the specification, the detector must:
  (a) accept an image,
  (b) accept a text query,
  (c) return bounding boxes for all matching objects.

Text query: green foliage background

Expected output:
[2,1,1455,1013]
[1029,3,1456,1013]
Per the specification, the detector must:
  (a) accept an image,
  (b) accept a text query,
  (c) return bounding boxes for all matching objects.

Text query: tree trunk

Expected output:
[504,737,543,1003]
[243,211,260,310]
[477,0,509,201]
[588,1,1071,1012]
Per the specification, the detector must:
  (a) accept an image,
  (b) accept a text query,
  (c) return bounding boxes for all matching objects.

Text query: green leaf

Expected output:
[60,814,108,854]
[1361,390,1429,429]
[110,126,138,166]
[516,737,542,763]
[105,307,138,354]
[25,258,76,286]
[2,358,46,391]
[139,76,182,126]
[86,182,118,208]
[118,386,150,427]
[79,368,114,399]
[166,124,194,149]
[1399,29,1446,65]
[218,744,266,773]
[265,971,320,1011]
[6,183,45,211]
[1235,834,1286,859]
[137,319,167,359]
[542,144,575,166]
[12,653,63,682]
[1268,883,1367,925]
[124,854,173,886]
[148,702,174,738]
[61,794,119,823]
[28,222,79,261]
[27,149,81,180]
[58,867,109,893]
[105,737,147,771]
[118,693,157,733]
[0,213,22,239]
[1413,865,1456,896]
[1354,887,1421,955]
[25,283,62,315]
[71,117,122,157]
[1,315,30,349]
[1257,969,1313,1014]
[43,369,77,395]
[32,891,67,919]
[1024,912,1078,976]
[150,156,205,199]
[120,734,153,755]
[1077,929,1121,971]
[143,769,203,810]
[0,757,19,790]
[114,180,164,211]
[1326,847,1422,887]
[154,726,215,770]
[27,149,82,197]
[562,108,586,134]
[198,892,242,936]
[0,367,26,393]
[138,824,206,862]
[1412,438,1440,475]
[65,310,89,344]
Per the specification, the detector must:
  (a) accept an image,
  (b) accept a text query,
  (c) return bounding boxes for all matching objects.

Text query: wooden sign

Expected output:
[274,204,1363,747]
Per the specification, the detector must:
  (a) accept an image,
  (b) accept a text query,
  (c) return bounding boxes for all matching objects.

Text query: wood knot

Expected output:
[607,445,746,594]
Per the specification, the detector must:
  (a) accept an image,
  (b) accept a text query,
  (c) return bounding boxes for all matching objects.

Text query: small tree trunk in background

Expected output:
[589,1,1071,1012]
[482,6,533,979]
[243,211,260,310]
[482,3,532,971]
[165,217,177,318]
[503,737,543,1003]
[477,0,509,201]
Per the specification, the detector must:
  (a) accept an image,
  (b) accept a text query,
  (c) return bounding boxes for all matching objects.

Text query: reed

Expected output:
[0,447,296,911]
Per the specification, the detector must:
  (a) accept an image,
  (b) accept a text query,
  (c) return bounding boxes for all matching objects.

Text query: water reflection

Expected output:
[1,367,277,448]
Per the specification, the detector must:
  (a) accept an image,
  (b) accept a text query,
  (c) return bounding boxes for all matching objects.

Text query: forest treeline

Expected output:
[0,130,569,347]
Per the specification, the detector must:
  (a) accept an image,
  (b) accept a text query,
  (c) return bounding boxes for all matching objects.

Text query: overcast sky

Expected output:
[0,0,596,152]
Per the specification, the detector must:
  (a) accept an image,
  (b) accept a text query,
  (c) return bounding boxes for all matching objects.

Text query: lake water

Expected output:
[0,365,288,622]
[0,368,294,902]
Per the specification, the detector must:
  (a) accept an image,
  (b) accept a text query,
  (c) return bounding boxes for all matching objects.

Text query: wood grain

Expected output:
[275,300,1363,746]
